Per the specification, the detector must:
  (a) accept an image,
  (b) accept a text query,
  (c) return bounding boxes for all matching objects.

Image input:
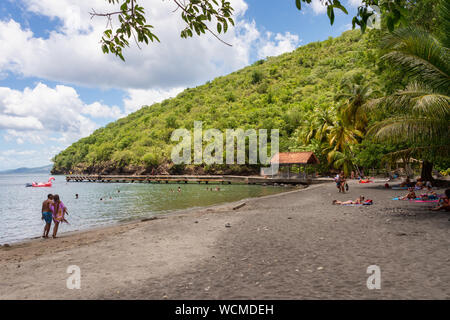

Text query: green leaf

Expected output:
[327,6,335,25]
[333,1,348,15]
[295,0,302,10]
[387,16,394,32]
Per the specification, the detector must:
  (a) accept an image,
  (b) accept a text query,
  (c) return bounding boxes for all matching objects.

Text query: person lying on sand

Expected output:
[333,195,365,205]
[431,189,450,211]
[421,187,438,200]
[400,188,416,200]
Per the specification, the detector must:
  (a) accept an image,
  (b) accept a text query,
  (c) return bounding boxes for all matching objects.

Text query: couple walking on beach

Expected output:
[41,194,69,239]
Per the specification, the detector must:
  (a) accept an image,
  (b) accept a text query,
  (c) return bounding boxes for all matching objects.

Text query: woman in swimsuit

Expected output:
[50,194,68,238]
[431,189,450,211]
[333,195,365,205]
[400,188,416,200]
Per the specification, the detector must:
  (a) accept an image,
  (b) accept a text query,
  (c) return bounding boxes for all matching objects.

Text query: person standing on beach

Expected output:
[41,194,53,238]
[339,172,347,193]
[50,194,68,238]
[334,173,341,192]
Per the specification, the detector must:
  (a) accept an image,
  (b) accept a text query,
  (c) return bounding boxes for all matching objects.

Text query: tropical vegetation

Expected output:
[53,0,449,178]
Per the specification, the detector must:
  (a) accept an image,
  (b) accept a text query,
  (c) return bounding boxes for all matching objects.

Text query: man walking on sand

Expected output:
[41,194,53,238]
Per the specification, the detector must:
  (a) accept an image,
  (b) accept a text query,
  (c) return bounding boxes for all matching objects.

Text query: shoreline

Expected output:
[1,181,448,299]
[0,183,313,249]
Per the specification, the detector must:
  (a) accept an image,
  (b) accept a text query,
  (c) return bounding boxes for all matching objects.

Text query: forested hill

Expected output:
[52,30,382,175]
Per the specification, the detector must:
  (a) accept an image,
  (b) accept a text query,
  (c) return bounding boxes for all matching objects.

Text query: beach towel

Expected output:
[359,180,373,184]
[342,200,373,206]
[392,197,439,203]
[392,187,408,190]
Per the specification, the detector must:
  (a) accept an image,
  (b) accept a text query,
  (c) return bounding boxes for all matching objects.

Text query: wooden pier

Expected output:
[65,175,312,186]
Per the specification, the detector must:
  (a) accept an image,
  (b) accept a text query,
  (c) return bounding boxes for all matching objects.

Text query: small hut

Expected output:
[264,152,320,178]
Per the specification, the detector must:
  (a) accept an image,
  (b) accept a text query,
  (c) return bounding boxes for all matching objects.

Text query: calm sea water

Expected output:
[0,174,289,244]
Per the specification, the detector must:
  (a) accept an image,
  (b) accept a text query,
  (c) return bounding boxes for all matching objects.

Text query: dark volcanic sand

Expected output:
[1,181,449,299]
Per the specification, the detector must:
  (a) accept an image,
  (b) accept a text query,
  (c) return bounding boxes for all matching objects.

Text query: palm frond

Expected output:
[381,145,450,162]
[381,27,450,93]
[368,117,450,145]
[365,82,450,117]
[412,93,450,117]
[437,0,450,48]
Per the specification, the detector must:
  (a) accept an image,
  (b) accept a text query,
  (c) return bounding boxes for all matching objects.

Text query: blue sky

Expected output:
[0,0,361,170]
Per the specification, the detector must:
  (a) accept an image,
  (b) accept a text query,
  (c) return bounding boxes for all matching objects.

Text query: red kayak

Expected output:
[32,177,55,187]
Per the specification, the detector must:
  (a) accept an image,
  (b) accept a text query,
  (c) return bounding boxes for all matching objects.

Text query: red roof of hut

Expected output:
[270,152,320,165]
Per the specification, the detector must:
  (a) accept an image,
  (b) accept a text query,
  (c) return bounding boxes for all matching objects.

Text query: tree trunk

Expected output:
[420,161,434,181]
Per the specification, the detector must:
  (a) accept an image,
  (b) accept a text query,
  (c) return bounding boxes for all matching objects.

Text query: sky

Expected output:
[0,0,362,171]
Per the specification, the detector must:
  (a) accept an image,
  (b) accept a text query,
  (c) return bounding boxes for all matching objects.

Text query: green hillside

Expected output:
[53,30,383,175]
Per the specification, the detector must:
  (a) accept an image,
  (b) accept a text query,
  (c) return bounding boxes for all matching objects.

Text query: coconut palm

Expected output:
[326,117,363,174]
[327,118,363,153]
[335,79,378,132]
[366,0,450,180]
[328,149,355,176]
[299,107,336,144]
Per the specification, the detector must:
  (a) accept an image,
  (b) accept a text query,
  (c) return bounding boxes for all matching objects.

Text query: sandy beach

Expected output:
[0,181,449,300]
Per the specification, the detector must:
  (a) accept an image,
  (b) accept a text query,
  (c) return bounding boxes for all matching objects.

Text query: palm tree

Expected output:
[335,79,378,132]
[326,117,363,174]
[327,118,363,153]
[328,149,355,176]
[299,107,336,144]
[366,0,450,180]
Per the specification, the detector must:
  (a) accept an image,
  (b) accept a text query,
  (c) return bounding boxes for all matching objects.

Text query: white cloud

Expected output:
[1,149,36,157]
[0,145,62,170]
[3,130,45,145]
[257,32,301,59]
[309,0,362,15]
[310,0,327,14]
[0,115,43,131]
[348,0,363,7]
[123,87,185,114]
[0,83,126,144]
[83,102,124,119]
[0,0,302,93]
[0,0,259,91]
[0,0,307,169]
